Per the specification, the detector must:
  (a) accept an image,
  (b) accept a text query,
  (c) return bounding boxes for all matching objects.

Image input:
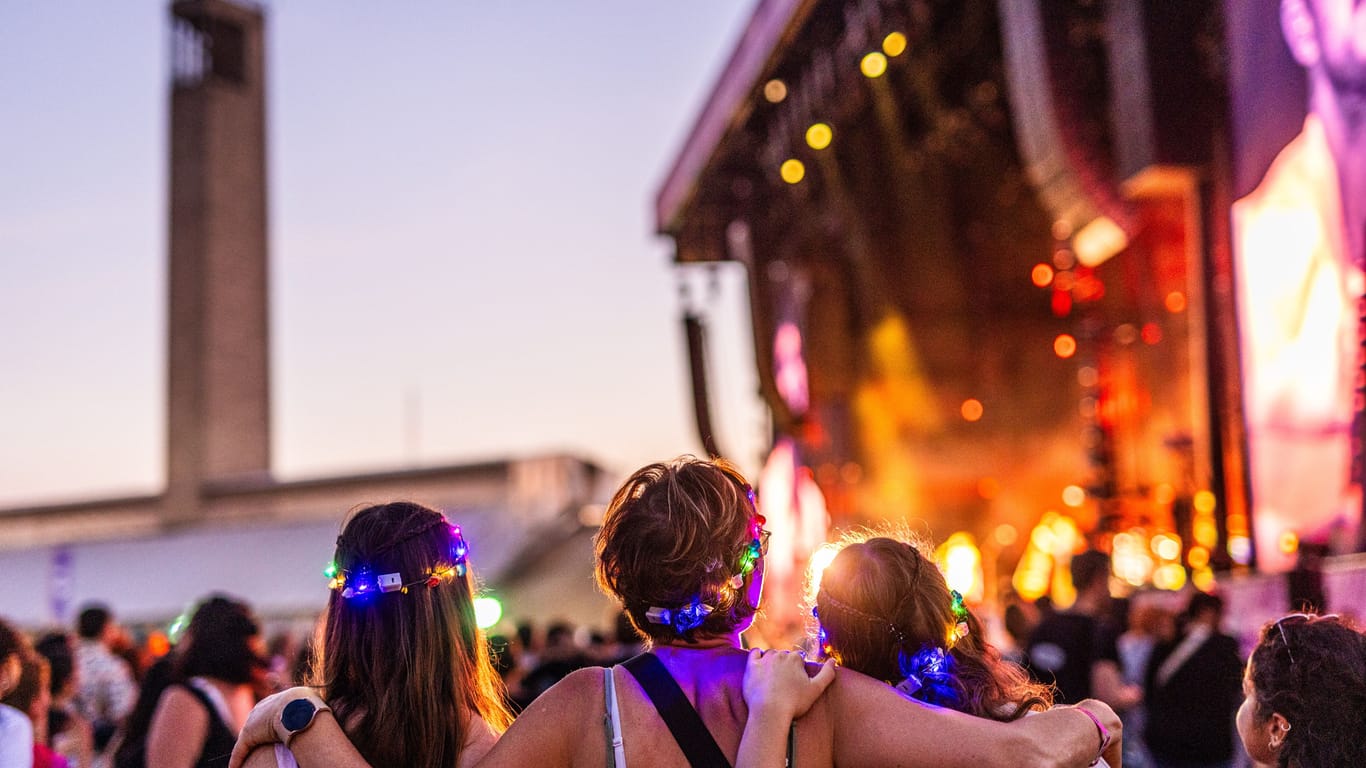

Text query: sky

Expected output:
[0,1,767,507]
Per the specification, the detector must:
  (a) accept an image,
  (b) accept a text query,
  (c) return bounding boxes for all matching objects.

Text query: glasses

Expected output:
[1274,613,1341,664]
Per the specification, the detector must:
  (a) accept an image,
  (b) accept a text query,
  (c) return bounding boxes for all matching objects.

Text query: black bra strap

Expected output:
[622,653,732,768]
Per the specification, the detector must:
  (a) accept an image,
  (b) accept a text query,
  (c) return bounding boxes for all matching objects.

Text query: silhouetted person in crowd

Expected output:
[73,604,136,766]
[1026,550,1141,709]
[35,633,93,768]
[1144,592,1243,768]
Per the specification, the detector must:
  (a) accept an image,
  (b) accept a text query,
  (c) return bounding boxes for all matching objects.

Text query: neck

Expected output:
[653,631,744,652]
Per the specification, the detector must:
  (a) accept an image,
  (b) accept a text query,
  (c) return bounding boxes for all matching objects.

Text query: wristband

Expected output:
[1076,706,1111,766]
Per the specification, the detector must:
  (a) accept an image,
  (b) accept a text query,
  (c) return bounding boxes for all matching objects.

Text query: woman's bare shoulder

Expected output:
[457,717,501,768]
[477,667,607,768]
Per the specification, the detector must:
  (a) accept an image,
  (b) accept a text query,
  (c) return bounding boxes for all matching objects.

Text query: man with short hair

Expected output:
[73,604,136,768]
[1025,550,1142,710]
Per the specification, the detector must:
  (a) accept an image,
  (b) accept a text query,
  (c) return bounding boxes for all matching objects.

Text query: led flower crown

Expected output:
[326,522,469,600]
[644,486,766,635]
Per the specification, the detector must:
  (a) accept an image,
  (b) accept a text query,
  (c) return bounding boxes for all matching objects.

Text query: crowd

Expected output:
[1,456,1364,768]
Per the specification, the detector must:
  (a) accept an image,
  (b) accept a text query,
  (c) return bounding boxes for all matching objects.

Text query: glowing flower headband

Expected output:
[644,487,766,635]
[326,522,469,600]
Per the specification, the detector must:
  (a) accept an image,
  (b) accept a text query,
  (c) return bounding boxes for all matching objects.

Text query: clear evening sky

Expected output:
[0,1,766,506]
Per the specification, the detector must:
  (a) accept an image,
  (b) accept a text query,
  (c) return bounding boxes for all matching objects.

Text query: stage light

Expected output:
[1193,490,1217,514]
[805,122,833,150]
[1053,334,1077,358]
[1031,263,1054,287]
[882,32,908,57]
[860,52,888,78]
[960,398,983,422]
[474,596,503,629]
[780,159,805,184]
[763,79,788,103]
[1062,485,1085,507]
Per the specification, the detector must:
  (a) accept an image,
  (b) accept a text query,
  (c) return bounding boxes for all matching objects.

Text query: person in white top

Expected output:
[0,617,36,768]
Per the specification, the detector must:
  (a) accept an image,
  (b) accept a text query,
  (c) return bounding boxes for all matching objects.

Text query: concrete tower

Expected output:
[165,0,271,520]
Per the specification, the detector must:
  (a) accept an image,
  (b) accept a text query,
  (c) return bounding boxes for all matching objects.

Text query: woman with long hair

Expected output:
[231,457,1118,768]
[743,533,1118,766]
[242,501,512,768]
[1236,612,1366,768]
[121,595,270,768]
[811,535,1055,720]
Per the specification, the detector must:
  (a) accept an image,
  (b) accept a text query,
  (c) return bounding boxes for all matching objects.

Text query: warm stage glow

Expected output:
[1053,334,1077,358]
[1164,291,1186,313]
[882,32,908,57]
[1073,216,1127,267]
[763,79,788,103]
[960,398,983,422]
[1059,485,1082,507]
[860,51,888,78]
[1031,263,1054,287]
[780,159,805,184]
[936,532,983,603]
[805,122,833,150]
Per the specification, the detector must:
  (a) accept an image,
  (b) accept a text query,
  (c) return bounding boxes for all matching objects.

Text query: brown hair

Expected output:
[315,502,512,768]
[814,535,1051,721]
[595,457,760,644]
[2,650,48,721]
[1249,613,1366,768]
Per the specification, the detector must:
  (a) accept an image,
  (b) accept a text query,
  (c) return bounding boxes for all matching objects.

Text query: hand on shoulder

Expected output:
[742,648,835,721]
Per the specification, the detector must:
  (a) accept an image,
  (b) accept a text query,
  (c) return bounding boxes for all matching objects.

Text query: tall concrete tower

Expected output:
[165,0,271,520]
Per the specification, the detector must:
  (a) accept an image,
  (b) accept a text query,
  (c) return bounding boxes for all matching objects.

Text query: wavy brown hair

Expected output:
[595,457,760,644]
[315,502,512,768]
[814,534,1051,721]
[1249,613,1366,768]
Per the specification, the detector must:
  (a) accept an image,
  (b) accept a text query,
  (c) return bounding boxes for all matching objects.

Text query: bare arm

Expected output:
[228,688,370,768]
[737,649,835,768]
[146,686,209,768]
[827,667,1120,768]
[1091,660,1142,711]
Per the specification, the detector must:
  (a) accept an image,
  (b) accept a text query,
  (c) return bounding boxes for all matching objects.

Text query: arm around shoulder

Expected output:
[826,666,1113,768]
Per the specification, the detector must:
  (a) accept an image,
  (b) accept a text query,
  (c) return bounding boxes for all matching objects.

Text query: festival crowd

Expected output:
[2,457,1363,768]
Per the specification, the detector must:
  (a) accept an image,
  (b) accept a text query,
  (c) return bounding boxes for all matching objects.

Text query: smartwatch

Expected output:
[280,696,330,747]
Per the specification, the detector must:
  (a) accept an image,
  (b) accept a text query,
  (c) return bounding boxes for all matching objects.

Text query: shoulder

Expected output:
[533,665,606,706]
[457,718,501,768]
[152,684,210,727]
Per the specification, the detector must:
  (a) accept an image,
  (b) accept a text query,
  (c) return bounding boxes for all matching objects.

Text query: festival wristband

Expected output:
[1076,706,1111,766]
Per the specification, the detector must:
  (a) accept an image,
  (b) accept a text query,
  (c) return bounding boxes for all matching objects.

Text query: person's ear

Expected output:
[1281,0,1321,68]
[1267,712,1292,750]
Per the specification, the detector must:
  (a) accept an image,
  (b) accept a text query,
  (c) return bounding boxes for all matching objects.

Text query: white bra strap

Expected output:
[605,666,627,768]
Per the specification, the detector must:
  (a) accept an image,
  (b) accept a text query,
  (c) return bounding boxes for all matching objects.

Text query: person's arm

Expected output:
[736,649,835,768]
[1091,660,1142,710]
[145,686,210,768]
[826,666,1120,768]
[228,688,370,768]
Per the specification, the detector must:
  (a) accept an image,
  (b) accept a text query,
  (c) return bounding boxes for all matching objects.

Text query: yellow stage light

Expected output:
[780,159,805,184]
[860,51,888,78]
[805,122,833,151]
[882,31,908,57]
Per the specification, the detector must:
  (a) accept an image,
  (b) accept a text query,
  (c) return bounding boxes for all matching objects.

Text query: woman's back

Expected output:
[479,647,833,768]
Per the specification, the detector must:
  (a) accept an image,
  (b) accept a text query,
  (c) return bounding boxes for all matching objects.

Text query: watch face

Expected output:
[281,698,318,732]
